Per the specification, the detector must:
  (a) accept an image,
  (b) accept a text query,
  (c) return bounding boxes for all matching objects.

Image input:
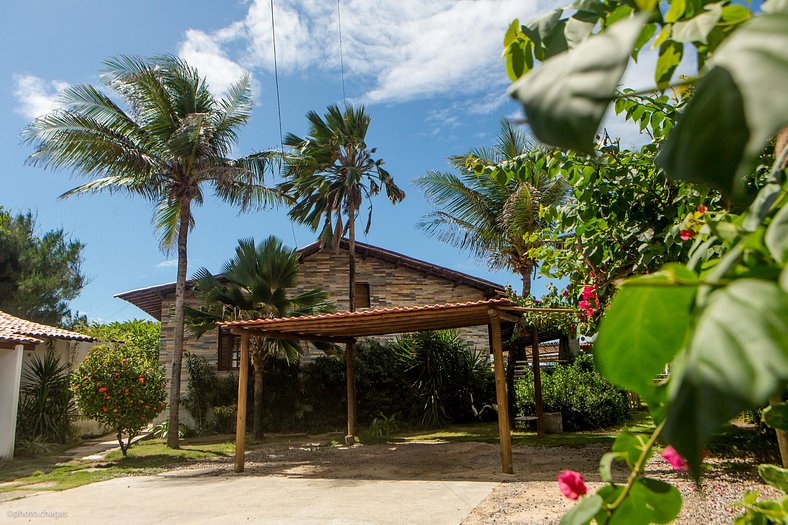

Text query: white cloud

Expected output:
[177,26,251,95]
[13,74,70,119]
[177,0,559,105]
[156,259,178,268]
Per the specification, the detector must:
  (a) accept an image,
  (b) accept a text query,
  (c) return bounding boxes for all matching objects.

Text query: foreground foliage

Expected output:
[17,350,76,445]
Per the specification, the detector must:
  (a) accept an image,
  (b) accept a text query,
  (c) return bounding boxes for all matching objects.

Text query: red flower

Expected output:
[98,387,108,393]
[101,407,108,413]
[138,377,145,383]
[680,229,695,241]
[124,389,129,395]
[697,204,708,214]
[662,445,688,471]
[562,291,568,297]
[579,300,591,310]
[558,470,587,500]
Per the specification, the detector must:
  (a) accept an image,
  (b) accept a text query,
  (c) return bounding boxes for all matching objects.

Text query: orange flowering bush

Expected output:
[71,345,166,455]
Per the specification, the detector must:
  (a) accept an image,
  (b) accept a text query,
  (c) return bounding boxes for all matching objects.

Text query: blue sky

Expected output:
[1,0,659,323]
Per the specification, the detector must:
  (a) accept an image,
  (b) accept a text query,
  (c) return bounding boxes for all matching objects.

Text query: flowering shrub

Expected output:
[71,344,166,455]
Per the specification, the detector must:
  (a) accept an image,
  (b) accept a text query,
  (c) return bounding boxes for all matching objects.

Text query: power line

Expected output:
[337,0,347,105]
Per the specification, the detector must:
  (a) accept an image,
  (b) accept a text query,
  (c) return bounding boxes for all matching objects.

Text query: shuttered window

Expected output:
[217,330,240,371]
[355,282,371,308]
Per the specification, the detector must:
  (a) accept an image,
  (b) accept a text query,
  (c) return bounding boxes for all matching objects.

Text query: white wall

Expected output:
[0,346,24,460]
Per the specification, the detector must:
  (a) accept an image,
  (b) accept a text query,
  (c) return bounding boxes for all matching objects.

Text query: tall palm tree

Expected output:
[23,55,278,448]
[185,236,333,439]
[415,120,568,297]
[279,104,405,313]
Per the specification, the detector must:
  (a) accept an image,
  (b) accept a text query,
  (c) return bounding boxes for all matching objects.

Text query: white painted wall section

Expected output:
[0,345,25,460]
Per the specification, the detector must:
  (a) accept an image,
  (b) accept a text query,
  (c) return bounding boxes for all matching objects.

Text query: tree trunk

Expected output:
[167,197,191,449]
[117,432,128,456]
[252,357,264,440]
[348,197,356,313]
[507,267,533,423]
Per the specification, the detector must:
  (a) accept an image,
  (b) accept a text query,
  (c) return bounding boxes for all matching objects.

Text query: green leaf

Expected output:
[560,494,604,525]
[766,204,788,264]
[509,16,646,153]
[595,264,697,399]
[566,11,600,49]
[612,431,653,469]
[655,41,684,88]
[782,266,788,293]
[744,183,783,232]
[664,279,788,477]
[672,3,723,43]
[759,464,788,492]
[763,403,788,431]
[632,23,658,60]
[665,0,686,23]
[608,478,682,524]
[721,4,752,24]
[504,19,520,47]
[599,451,628,482]
[635,0,658,11]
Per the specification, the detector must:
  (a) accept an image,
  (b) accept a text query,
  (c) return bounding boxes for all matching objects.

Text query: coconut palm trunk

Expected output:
[506,265,534,422]
[168,197,191,448]
[348,197,357,313]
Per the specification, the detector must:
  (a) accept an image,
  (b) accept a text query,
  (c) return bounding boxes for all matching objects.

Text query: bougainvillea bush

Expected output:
[71,345,166,455]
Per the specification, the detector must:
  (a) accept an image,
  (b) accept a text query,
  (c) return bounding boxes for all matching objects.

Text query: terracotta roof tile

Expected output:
[0,311,95,344]
[219,298,515,327]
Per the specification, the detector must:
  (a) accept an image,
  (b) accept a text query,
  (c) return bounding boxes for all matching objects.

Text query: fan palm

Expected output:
[415,120,568,297]
[23,55,279,448]
[279,104,405,312]
[185,236,334,439]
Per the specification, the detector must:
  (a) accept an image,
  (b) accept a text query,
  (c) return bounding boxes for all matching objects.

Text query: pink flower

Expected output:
[562,291,568,297]
[558,470,588,500]
[680,229,695,241]
[662,445,688,471]
[581,285,597,300]
[584,308,595,319]
[579,300,591,310]
[697,204,708,214]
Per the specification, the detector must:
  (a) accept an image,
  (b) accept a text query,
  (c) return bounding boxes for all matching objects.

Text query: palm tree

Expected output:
[415,120,568,297]
[185,236,333,439]
[279,104,405,313]
[23,55,278,448]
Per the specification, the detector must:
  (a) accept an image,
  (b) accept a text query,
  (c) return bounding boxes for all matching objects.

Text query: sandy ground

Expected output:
[1,439,780,524]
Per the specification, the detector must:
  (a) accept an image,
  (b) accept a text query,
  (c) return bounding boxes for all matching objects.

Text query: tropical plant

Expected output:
[0,207,85,326]
[73,319,160,364]
[416,119,568,297]
[23,54,279,448]
[395,330,495,428]
[182,353,219,434]
[502,0,788,522]
[17,350,76,444]
[280,103,405,312]
[71,344,167,456]
[185,235,334,439]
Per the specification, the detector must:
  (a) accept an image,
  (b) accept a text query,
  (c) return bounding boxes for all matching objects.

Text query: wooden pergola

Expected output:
[221,298,572,474]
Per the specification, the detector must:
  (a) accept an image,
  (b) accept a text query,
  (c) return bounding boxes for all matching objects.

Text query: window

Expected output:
[217,330,241,371]
[355,282,371,308]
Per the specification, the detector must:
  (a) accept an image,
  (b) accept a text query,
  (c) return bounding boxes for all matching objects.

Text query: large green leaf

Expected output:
[560,494,604,525]
[658,12,788,204]
[595,264,697,399]
[655,41,684,88]
[612,430,653,469]
[759,464,788,492]
[763,403,788,431]
[663,279,788,477]
[766,204,788,264]
[608,478,682,524]
[509,16,645,153]
[671,2,723,43]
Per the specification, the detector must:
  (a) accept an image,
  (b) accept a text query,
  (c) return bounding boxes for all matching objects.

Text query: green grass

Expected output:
[360,410,655,448]
[0,438,234,495]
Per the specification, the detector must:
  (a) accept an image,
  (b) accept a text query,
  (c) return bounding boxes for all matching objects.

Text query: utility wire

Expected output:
[337,0,347,105]
[269,0,297,247]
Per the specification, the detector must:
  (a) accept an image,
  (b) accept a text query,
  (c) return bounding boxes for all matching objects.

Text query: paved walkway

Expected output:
[1,469,497,524]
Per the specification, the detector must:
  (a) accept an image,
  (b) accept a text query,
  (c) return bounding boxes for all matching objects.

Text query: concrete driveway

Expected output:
[1,469,498,524]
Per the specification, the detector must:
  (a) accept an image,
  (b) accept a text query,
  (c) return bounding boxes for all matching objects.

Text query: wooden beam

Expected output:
[490,314,513,474]
[532,326,544,437]
[345,339,357,446]
[229,327,354,344]
[234,332,250,473]
[499,306,575,313]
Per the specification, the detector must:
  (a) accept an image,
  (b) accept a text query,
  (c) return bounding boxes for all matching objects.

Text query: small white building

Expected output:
[0,311,96,461]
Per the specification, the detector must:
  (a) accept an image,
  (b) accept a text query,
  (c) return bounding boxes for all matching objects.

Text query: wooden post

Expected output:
[490,314,513,474]
[345,339,357,446]
[532,326,544,436]
[234,332,250,472]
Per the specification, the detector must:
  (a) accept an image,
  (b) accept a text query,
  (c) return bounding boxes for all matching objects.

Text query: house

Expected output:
[0,311,96,460]
[116,239,506,390]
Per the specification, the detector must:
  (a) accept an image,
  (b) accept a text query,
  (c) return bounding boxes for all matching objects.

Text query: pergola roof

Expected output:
[220,298,572,343]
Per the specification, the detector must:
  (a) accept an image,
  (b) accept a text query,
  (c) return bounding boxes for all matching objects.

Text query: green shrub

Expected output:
[71,345,166,455]
[301,355,346,432]
[261,356,302,432]
[17,350,76,445]
[515,354,629,431]
[182,353,219,433]
[356,339,412,424]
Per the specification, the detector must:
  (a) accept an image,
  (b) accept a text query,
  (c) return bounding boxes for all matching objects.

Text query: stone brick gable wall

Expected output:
[158,247,494,398]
